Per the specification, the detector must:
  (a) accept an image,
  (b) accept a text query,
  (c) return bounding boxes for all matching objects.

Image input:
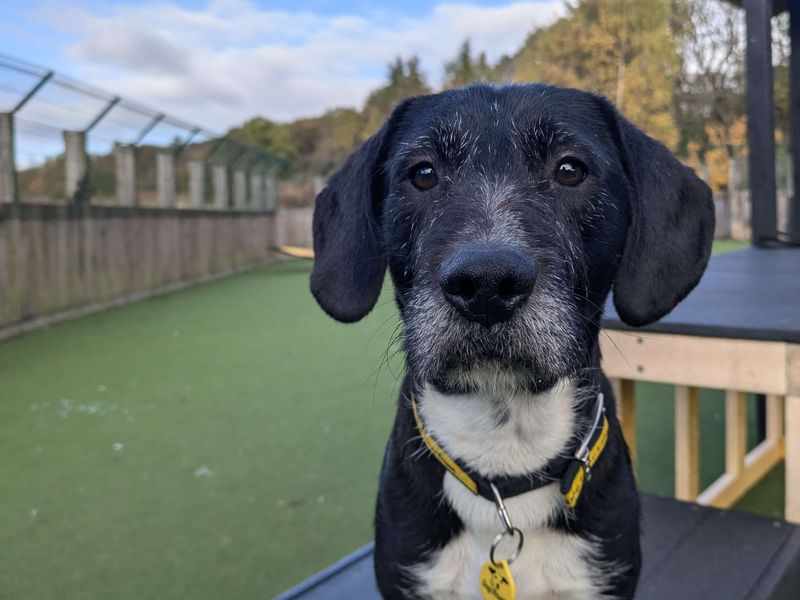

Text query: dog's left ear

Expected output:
[310,99,414,323]
[598,98,715,327]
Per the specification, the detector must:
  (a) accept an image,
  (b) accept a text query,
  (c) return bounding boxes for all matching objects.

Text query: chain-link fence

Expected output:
[0,53,280,212]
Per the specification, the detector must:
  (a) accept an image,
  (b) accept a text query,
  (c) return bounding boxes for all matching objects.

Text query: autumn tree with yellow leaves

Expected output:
[512,0,680,149]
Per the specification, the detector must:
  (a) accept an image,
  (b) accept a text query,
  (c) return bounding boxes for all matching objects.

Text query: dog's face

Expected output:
[311,85,714,395]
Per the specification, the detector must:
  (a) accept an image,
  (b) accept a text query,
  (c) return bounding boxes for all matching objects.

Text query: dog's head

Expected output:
[311,84,714,395]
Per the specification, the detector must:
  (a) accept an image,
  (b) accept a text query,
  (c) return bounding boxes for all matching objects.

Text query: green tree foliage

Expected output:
[360,56,432,139]
[443,40,497,88]
[287,108,364,176]
[228,117,298,169]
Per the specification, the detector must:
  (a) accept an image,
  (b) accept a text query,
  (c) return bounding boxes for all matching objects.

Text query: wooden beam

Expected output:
[675,386,700,501]
[612,378,637,467]
[787,395,800,523]
[725,391,747,477]
[697,437,785,508]
[766,395,784,443]
[600,331,790,396]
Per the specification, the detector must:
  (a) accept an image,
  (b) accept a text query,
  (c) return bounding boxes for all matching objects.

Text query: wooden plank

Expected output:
[0,207,281,336]
[767,395,784,443]
[638,496,800,600]
[726,391,747,477]
[697,438,784,509]
[601,330,789,395]
[611,378,637,467]
[675,386,700,501]
[787,395,800,524]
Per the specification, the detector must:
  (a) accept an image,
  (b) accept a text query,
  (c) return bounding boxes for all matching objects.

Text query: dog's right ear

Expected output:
[310,99,413,323]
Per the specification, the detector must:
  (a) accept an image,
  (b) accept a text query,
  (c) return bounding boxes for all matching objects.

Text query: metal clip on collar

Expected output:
[489,483,524,566]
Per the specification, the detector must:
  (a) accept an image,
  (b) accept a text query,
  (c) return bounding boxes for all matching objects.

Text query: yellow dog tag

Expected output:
[479,559,516,600]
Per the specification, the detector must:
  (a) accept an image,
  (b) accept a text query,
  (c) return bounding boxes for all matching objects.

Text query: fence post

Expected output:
[265,172,278,213]
[114,143,136,206]
[64,130,88,201]
[233,169,248,210]
[188,160,205,209]
[212,164,229,209]
[156,151,177,208]
[0,113,15,204]
[250,171,264,210]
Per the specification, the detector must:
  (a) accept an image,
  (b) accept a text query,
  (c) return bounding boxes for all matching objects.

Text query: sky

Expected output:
[0,0,564,131]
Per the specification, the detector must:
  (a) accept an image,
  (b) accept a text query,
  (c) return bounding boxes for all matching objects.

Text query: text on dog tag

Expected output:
[479,559,516,600]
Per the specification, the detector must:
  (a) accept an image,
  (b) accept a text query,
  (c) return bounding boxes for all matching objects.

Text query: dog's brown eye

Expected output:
[410,163,438,191]
[554,158,586,187]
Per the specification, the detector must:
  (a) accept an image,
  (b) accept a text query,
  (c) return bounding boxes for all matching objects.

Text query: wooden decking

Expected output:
[601,247,800,522]
[276,495,800,600]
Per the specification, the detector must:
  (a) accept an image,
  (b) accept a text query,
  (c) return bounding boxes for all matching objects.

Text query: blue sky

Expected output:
[1,1,563,129]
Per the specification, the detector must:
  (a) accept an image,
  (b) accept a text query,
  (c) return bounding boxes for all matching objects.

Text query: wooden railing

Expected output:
[601,329,799,523]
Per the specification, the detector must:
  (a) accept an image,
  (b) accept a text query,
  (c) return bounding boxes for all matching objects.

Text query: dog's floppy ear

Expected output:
[599,98,715,327]
[310,99,412,323]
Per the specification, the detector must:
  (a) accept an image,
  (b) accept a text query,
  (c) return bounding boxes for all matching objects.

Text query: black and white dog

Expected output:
[310,84,714,599]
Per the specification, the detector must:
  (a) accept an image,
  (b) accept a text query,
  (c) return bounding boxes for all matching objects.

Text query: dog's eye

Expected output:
[554,158,586,187]
[409,163,438,191]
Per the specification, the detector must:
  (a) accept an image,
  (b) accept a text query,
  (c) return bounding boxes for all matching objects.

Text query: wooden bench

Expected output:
[275,495,800,599]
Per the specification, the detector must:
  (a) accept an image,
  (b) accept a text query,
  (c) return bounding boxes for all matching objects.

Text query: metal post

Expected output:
[789,1,800,244]
[135,114,164,146]
[212,164,229,209]
[188,160,205,209]
[156,151,177,208]
[63,130,88,201]
[85,97,120,133]
[0,113,16,204]
[233,169,248,209]
[11,71,53,114]
[114,143,136,206]
[744,0,778,246]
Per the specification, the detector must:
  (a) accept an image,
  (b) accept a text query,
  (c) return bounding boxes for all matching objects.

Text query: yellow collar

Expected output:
[410,391,609,508]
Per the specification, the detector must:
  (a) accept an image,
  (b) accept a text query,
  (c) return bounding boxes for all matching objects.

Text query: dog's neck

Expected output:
[416,379,583,479]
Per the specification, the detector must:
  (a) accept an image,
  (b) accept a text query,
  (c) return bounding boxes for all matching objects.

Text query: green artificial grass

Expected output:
[0,261,403,599]
[1,238,781,599]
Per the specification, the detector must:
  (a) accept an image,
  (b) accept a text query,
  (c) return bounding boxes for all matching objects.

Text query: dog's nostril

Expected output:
[444,275,476,300]
[497,276,519,298]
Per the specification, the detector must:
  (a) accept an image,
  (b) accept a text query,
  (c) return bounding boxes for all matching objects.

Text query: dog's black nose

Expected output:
[439,247,536,326]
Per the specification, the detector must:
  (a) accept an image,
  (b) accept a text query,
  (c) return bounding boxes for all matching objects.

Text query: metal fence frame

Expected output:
[0,53,280,213]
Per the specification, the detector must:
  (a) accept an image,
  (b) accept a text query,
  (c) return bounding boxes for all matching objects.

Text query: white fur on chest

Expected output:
[409,381,604,599]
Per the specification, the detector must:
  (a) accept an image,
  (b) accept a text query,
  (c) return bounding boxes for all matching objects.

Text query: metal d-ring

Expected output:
[490,526,524,566]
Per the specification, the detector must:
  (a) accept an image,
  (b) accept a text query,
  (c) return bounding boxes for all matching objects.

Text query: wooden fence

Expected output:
[0,203,280,340]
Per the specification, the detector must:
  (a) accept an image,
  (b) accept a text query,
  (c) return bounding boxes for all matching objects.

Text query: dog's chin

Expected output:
[428,360,564,396]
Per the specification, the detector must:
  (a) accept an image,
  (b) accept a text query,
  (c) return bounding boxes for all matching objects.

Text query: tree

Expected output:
[360,56,432,139]
[229,117,298,171]
[673,0,745,159]
[512,0,680,148]
[443,40,496,89]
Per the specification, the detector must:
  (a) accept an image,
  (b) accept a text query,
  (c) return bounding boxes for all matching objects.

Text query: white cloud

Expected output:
[43,1,565,128]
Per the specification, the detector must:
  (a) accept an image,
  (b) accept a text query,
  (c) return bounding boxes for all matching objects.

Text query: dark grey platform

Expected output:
[276,495,800,600]
[602,247,800,343]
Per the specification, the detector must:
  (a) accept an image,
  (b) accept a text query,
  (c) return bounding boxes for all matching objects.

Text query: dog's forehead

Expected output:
[394,85,609,161]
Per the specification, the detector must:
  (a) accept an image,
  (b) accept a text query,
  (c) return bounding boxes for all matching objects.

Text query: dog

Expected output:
[310,84,714,599]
